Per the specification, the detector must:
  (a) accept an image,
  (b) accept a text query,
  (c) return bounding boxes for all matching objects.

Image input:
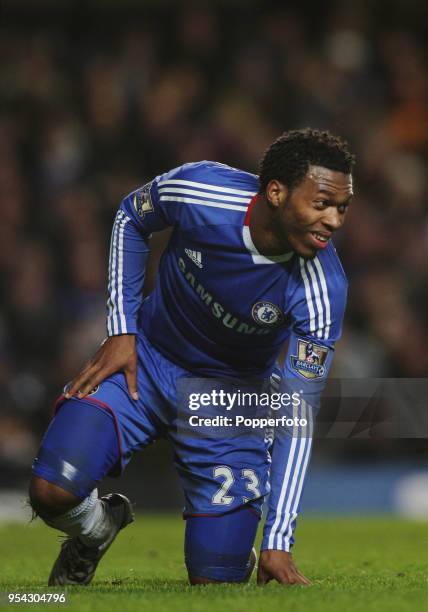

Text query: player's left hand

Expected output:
[257,550,311,585]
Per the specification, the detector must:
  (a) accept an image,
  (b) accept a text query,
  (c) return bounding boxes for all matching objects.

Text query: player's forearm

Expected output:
[106,205,150,336]
[261,400,314,551]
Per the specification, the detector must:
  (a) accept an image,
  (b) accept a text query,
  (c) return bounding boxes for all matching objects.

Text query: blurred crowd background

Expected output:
[0,0,427,510]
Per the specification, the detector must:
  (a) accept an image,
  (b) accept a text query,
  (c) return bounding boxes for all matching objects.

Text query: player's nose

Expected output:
[322,208,343,232]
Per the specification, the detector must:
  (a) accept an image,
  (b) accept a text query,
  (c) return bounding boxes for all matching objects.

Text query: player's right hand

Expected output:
[65,334,139,401]
[257,550,311,586]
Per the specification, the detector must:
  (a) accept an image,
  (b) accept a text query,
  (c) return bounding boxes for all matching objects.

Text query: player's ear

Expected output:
[266,180,288,209]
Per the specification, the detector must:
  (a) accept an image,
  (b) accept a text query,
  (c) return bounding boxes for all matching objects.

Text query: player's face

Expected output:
[271,166,353,259]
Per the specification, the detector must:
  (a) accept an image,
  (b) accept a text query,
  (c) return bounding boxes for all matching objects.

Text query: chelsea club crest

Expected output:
[252,301,284,327]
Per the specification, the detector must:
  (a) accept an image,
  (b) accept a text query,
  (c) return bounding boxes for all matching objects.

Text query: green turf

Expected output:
[1,515,428,611]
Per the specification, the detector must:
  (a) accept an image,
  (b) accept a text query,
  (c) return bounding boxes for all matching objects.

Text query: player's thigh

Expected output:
[32,373,163,499]
[31,396,122,499]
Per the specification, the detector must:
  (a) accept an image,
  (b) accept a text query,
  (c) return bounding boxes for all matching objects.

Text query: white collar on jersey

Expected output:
[242,225,294,265]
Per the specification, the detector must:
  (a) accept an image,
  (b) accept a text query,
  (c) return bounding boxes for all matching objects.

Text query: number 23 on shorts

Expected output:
[211,466,261,506]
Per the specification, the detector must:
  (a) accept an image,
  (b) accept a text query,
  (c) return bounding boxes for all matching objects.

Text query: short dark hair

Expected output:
[258,128,355,193]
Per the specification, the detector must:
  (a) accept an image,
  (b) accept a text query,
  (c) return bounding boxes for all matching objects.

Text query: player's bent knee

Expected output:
[188,548,256,585]
[29,476,81,519]
[31,397,120,504]
[185,507,259,584]
[188,575,220,585]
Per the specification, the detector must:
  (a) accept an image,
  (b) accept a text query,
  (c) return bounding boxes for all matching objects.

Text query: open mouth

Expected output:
[309,231,330,249]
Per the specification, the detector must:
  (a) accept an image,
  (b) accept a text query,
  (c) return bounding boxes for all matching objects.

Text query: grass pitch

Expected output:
[1,515,428,611]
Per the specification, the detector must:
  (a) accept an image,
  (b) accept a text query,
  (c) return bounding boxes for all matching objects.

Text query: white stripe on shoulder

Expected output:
[159,195,247,212]
[299,258,316,333]
[306,260,324,338]
[158,186,250,203]
[158,178,256,197]
[313,257,331,339]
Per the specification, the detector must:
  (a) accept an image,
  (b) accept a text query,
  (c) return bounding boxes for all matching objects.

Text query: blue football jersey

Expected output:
[107,161,347,380]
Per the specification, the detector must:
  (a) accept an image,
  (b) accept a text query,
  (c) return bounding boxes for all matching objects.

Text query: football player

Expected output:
[29,128,354,586]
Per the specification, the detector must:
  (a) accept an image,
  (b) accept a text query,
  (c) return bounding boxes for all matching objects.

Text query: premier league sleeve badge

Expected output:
[133,182,154,219]
[290,339,329,379]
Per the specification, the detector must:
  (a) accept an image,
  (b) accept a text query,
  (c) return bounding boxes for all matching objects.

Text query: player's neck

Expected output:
[249,195,293,256]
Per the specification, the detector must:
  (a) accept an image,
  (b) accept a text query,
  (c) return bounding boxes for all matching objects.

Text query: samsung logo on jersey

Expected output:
[178,257,270,335]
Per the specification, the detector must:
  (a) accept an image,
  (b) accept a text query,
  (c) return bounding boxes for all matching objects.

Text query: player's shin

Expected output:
[40,488,114,546]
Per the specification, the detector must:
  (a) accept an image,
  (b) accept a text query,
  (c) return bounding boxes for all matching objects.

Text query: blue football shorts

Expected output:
[32,331,271,518]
